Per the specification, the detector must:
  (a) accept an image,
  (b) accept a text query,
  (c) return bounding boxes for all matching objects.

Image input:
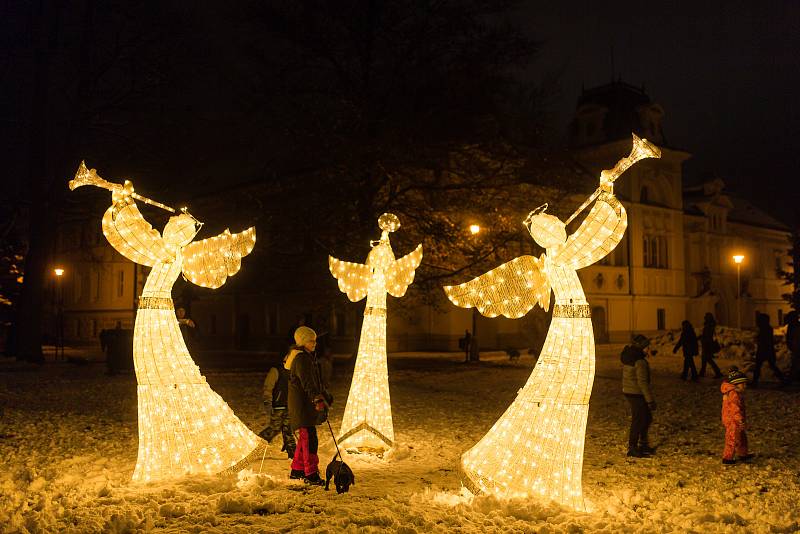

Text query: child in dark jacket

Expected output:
[621,334,656,457]
[721,367,753,464]
[259,354,297,459]
[673,320,699,381]
[288,326,333,485]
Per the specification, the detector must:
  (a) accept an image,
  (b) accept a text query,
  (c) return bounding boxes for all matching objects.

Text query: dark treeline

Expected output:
[1,0,583,361]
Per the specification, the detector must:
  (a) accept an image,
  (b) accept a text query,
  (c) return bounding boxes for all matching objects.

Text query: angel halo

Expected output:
[71,162,262,483]
[329,213,422,451]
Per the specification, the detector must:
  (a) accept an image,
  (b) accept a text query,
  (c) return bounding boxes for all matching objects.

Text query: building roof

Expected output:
[683,180,789,232]
[569,80,668,148]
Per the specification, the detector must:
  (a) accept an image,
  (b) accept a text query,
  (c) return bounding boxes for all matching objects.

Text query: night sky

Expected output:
[2,2,798,224]
[521,1,799,224]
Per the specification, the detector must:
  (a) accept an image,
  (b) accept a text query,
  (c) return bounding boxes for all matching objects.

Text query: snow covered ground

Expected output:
[1,337,799,533]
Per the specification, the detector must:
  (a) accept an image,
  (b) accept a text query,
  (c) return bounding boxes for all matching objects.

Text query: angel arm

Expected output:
[386,244,423,298]
[554,192,627,270]
[329,256,371,302]
[101,194,172,267]
[444,255,550,319]
[181,227,256,288]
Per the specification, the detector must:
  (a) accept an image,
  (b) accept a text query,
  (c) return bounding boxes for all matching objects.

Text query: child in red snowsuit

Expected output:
[721,367,753,464]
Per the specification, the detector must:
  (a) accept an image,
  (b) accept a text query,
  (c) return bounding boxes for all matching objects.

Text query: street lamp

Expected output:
[468,224,481,360]
[54,268,65,360]
[733,255,744,329]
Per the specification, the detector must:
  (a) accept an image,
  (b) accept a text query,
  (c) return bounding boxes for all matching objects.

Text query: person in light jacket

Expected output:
[622,334,656,457]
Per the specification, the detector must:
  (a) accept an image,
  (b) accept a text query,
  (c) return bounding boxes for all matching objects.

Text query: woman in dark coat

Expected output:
[752,312,786,388]
[699,313,723,378]
[673,320,699,381]
[288,326,333,485]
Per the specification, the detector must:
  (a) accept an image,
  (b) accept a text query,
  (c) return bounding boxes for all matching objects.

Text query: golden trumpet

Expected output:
[564,133,661,226]
[69,161,176,213]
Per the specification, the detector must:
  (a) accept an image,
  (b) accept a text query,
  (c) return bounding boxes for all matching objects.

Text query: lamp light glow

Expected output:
[71,163,262,483]
[469,224,481,235]
[733,254,744,264]
[444,134,660,510]
[330,213,422,451]
[54,268,64,277]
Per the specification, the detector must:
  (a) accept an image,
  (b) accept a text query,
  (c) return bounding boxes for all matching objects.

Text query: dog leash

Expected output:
[312,350,347,485]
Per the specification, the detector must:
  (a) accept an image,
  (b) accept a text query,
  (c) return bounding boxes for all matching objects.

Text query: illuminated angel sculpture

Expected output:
[330,213,422,450]
[70,162,262,483]
[445,134,660,510]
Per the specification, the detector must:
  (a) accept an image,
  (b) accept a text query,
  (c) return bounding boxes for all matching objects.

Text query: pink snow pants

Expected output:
[291,427,319,476]
[723,425,748,460]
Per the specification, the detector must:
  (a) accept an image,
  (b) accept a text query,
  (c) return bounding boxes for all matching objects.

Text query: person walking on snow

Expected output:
[752,312,786,388]
[721,367,753,464]
[673,320,699,381]
[785,311,800,382]
[259,353,297,459]
[622,334,656,457]
[288,326,333,485]
[699,312,723,378]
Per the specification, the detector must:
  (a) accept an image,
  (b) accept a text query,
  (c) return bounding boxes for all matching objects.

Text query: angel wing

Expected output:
[181,227,256,289]
[329,256,371,302]
[443,254,550,319]
[386,244,423,298]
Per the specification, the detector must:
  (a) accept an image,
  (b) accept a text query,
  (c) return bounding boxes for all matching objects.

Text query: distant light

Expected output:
[54,268,64,277]
[469,224,481,235]
[733,255,744,264]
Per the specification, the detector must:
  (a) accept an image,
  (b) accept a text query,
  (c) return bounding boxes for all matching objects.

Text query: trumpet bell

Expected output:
[69,161,102,191]
[603,133,662,184]
[629,133,661,163]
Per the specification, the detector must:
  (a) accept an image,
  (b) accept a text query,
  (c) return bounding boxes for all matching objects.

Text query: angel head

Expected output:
[163,213,202,247]
[368,213,400,270]
[524,204,566,249]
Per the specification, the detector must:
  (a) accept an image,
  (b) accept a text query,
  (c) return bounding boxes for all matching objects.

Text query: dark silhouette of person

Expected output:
[176,308,197,349]
[673,320,699,381]
[461,330,472,362]
[699,313,723,378]
[785,311,800,382]
[752,312,786,388]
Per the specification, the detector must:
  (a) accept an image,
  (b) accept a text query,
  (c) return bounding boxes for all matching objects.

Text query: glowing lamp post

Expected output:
[444,134,660,510]
[468,224,481,360]
[54,268,65,360]
[70,162,264,483]
[733,254,744,329]
[330,213,422,451]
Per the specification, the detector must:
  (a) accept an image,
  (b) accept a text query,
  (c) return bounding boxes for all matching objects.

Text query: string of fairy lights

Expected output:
[73,163,262,483]
[330,213,423,450]
[445,134,660,510]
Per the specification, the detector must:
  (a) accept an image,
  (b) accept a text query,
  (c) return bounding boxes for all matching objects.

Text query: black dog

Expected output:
[324,455,355,494]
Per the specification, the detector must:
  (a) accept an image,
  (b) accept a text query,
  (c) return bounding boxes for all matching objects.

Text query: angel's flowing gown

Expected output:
[338,270,393,449]
[460,192,627,510]
[102,200,261,483]
[332,239,422,450]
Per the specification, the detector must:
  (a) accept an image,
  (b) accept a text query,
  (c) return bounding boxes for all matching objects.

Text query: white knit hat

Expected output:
[294,326,317,345]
